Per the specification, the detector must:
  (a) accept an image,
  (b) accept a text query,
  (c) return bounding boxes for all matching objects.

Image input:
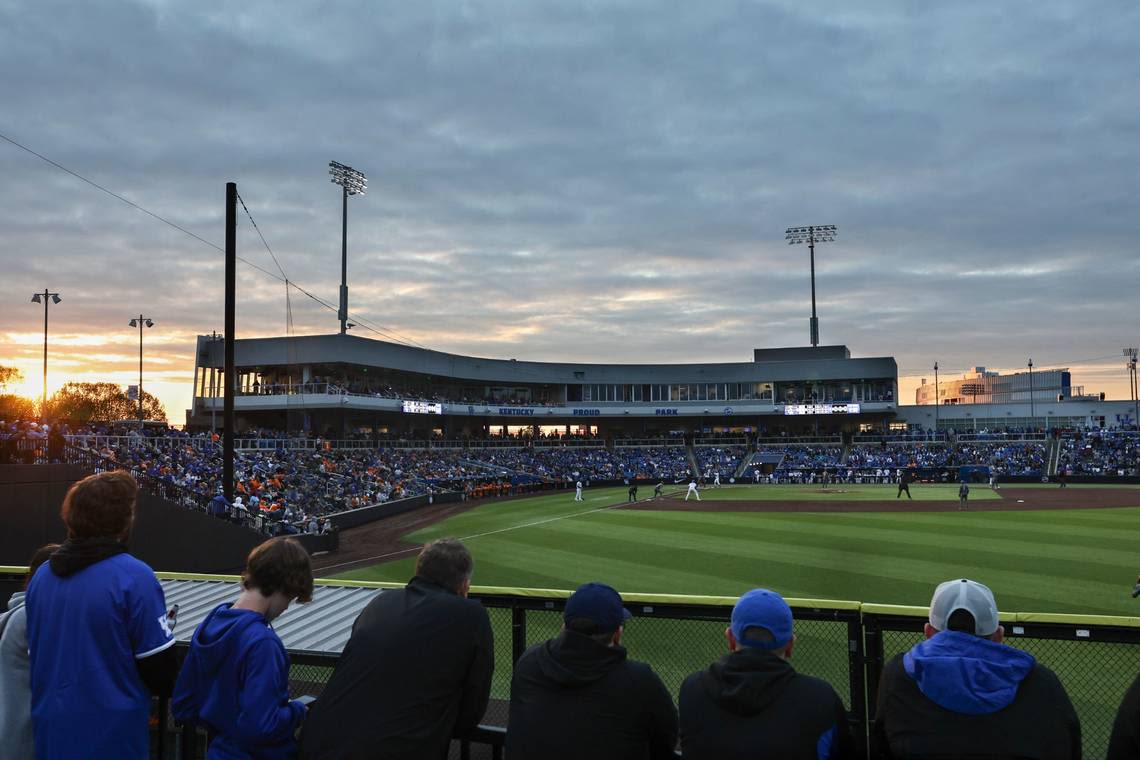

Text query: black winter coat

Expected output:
[873,652,1081,760]
[679,647,856,760]
[299,577,493,760]
[1108,672,1140,760]
[505,630,677,760]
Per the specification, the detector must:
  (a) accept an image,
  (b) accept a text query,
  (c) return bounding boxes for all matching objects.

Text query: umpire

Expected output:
[897,468,915,500]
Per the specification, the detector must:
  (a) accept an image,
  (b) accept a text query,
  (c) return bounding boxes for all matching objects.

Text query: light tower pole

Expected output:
[785,225,837,347]
[329,160,367,335]
[128,315,154,427]
[30,289,61,416]
[1028,358,1035,431]
[934,361,939,437]
[1126,348,1139,430]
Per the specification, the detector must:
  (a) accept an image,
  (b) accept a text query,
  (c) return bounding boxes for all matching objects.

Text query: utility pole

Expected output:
[1028,359,1035,431]
[224,182,237,503]
[934,362,939,438]
[1126,348,1139,430]
[127,315,154,427]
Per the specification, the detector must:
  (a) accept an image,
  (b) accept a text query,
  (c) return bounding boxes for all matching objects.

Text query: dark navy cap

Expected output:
[564,582,632,633]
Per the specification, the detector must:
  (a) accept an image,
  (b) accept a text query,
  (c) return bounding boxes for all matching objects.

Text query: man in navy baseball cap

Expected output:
[562,582,632,633]
[506,582,677,760]
[680,588,856,759]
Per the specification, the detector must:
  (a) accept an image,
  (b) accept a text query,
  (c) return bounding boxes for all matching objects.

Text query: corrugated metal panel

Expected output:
[161,579,385,655]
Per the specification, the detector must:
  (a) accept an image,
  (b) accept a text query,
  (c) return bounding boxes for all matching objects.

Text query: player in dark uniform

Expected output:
[958,481,969,510]
[897,468,914,499]
[628,483,638,502]
[653,482,664,499]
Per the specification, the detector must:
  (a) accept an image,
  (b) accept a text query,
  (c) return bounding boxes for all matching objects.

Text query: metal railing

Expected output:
[111,580,1140,759]
[0,566,1133,760]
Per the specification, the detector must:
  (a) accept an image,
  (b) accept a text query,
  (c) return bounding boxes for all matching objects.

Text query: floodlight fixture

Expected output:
[783,224,838,347]
[329,160,368,334]
[30,289,61,416]
[1126,348,1139,430]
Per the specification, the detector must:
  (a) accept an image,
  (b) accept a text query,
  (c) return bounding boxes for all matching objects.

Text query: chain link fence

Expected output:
[137,590,1140,760]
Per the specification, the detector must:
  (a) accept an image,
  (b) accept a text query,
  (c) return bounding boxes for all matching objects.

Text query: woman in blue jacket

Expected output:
[174,538,314,759]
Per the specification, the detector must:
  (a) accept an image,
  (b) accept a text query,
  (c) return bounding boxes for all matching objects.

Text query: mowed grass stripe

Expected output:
[534,514,1123,592]
[598,508,1139,568]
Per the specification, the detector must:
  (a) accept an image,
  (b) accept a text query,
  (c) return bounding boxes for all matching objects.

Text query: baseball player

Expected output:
[574,481,583,501]
[713,471,721,488]
[685,480,701,501]
[653,481,664,499]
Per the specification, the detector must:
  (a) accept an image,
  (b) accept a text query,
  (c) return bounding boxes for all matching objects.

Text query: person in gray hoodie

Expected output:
[0,544,59,760]
[873,578,1081,759]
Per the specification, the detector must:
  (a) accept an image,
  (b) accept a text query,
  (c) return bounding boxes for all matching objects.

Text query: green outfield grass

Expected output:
[332,484,1140,616]
[328,484,1140,758]
[695,483,1002,501]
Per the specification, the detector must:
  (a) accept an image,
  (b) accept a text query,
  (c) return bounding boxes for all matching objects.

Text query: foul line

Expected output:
[318,493,677,574]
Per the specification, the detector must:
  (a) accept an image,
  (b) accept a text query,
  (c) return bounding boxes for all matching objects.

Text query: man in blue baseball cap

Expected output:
[505,582,677,760]
[679,588,855,759]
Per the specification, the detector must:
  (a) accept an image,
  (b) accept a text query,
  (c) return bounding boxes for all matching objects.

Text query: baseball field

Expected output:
[326,482,1140,616]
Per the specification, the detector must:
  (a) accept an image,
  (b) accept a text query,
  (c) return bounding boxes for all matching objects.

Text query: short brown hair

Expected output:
[61,471,138,540]
[23,543,60,590]
[415,538,473,592]
[242,538,314,603]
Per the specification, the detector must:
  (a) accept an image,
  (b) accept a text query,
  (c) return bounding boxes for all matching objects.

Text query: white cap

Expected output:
[929,578,1000,636]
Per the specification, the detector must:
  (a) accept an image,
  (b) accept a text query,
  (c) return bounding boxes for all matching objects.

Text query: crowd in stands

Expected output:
[694,445,748,479]
[8,480,1117,759]
[1058,429,1140,476]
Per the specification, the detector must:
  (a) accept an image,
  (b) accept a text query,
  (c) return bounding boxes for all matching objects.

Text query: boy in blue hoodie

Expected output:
[174,538,314,759]
[873,578,1080,759]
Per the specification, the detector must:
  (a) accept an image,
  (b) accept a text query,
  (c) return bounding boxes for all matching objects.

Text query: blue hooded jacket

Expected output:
[172,604,305,759]
[903,630,1036,715]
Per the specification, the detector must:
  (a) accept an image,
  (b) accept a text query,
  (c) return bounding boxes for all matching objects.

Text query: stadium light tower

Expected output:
[128,315,154,427]
[1027,358,1035,431]
[29,289,60,417]
[1126,348,1139,430]
[933,361,939,436]
[785,225,837,347]
[329,160,367,335]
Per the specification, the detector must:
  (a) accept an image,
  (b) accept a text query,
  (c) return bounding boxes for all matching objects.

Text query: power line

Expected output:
[2,129,425,348]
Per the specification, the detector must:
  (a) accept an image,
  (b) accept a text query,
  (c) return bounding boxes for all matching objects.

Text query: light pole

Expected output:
[128,315,154,427]
[1126,348,1139,431]
[934,361,939,438]
[30,290,61,417]
[329,160,367,335]
[785,225,837,347]
[1027,358,1034,431]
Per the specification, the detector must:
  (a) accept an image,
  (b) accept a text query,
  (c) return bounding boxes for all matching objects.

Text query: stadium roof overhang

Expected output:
[200,333,898,385]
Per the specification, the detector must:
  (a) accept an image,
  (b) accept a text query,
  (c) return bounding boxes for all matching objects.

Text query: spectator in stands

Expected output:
[505,582,677,760]
[173,537,314,759]
[300,538,492,760]
[1108,672,1140,759]
[25,471,179,760]
[873,579,1080,759]
[0,544,59,760]
[679,588,855,759]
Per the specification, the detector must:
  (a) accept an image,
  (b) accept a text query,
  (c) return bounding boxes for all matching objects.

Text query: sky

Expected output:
[1,0,1138,421]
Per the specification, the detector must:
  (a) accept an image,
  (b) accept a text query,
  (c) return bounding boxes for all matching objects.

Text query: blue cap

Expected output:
[564,582,632,633]
[731,588,794,650]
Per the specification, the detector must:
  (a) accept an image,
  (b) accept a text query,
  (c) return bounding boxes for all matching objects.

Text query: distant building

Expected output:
[916,366,1075,405]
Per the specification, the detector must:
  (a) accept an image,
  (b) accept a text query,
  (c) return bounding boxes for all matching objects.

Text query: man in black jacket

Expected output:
[679,587,856,759]
[505,582,678,760]
[299,538,493,760]
[873,578,1081,759]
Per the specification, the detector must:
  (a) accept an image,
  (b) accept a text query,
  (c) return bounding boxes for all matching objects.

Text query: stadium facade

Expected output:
[189,334,1137,436]
[189,335,898,437]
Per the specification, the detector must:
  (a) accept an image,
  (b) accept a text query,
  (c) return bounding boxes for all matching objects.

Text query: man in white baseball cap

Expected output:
[873,578,1080,759]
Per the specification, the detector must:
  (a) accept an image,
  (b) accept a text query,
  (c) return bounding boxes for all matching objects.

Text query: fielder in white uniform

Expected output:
[713,472,721,488]
[574,481,583,501]
[685,480,701,501]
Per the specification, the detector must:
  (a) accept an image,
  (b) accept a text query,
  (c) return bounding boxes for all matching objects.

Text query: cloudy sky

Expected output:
[1,0,1137,419]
